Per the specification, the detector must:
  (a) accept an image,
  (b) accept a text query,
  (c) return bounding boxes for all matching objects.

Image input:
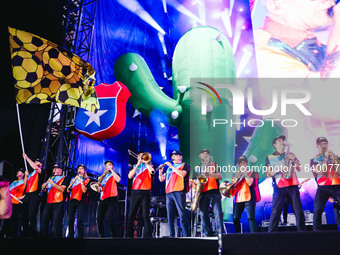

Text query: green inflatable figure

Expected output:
[114,26,237,220]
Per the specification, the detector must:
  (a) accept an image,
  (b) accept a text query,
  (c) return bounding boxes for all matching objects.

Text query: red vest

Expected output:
[70,177,90,201]
[100,173,118,200]
[166,163,185,194]
[201,162,219,193]
[25,170,39,193]
[9,179,25,204]
[311,154,340,186]
[46,176,66,203]
[132,164,152,190]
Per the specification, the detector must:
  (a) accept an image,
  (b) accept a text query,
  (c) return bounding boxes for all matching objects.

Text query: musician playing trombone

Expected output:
[159,150,190,237]
[310,137,340,231]
[265,135,305,232]
[66,164,90,238]
[232,156,260,233]
[126,151,154,238]
[195,149,223,237]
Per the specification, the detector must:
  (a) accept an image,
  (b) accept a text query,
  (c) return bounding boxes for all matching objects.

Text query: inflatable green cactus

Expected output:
[114,26,236,220]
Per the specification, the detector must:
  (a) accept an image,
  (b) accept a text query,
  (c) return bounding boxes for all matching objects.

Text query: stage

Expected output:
[1,231,340,255]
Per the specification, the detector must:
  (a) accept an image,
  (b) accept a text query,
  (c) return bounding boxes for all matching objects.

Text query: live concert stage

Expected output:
[1,231,340,255]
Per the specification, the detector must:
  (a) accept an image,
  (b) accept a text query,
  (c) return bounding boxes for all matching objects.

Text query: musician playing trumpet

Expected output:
[195,149,223,237]
[67,164,90,238]
[126,151,154,238]
[232,156,260,233]
[96,160,121,237]
[265,135,305,232]
[310,137,340,231]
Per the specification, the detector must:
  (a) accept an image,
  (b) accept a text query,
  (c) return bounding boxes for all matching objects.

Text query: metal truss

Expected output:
[41,0,97,175]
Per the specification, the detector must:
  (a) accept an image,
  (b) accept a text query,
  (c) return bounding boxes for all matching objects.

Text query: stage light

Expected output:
[116,0,165,35]
[167,0,203,25]
[158,32,168,55]
[236,46,253,77]
[162,0,167,13]
[232,17,244,53]
[229,0,235,17]
[220,8,232,37]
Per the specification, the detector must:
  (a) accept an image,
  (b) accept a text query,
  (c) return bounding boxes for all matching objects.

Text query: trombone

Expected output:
[128,149,152,163]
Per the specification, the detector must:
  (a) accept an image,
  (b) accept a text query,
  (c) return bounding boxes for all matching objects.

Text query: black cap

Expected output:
[199,149,210,154]
[53,164,63,169]
[77,164,86,170]
[17,168,25,174]
[104,160,114,166]
[238,156,248,164]
[35,158,42,164]
[316,137,328,144]
[272,135,286,145]
[170,150,182,157]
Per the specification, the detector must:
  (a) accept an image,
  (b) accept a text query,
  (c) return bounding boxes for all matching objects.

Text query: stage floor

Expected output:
[1,231,340,255]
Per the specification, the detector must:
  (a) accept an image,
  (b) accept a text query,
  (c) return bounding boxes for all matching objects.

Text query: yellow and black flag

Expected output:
[8,27,99,113]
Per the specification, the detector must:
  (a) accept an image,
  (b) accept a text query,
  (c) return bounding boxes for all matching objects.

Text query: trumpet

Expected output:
[128,149,152,163]
[328,150,340,164]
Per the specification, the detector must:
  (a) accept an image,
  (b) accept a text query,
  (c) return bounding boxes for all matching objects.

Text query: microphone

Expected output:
[328,0,340,17]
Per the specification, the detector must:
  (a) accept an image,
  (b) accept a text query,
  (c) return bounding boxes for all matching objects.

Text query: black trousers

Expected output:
[313,185,340,231]
[233,196,257,233]
[41,202,65,237]
[22,192,41,237]
[126,190,152,238]
[268,185,305,232]
[68,199,86,238]
[96,196,118,237]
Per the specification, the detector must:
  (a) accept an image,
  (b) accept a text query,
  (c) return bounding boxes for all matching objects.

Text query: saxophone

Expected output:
[190,157,212,212]
[282,144,292,179]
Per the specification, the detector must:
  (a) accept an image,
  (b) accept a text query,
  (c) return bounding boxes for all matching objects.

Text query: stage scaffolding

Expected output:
[41,0,97,175]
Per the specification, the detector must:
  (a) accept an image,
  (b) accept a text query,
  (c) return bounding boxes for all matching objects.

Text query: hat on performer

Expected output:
[35,158,42,164]
[17,168,25,174]
[104,160,114,166]
[238,156,248,164]
[316,137,328,145]
[53,163,63,170]
[199,149,210,154]
[170,150,182,157]
[77,164,86,170]
[272,135,286,145]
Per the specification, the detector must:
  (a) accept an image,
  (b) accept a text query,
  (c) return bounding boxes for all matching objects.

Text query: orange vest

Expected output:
[165,163,185,194]
[69,177,90,201]
[46,176,66,203]
[25,170,39,193]
[311,154,340,186]
[234,172,261,203]
[201,162,219,193]
[132,164,152,190]
[100,173,118,200]
[9,179,25,204]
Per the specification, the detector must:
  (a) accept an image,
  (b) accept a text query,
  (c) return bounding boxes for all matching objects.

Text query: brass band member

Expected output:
[232,156,260,233]
[67,164,90,238]
[265,135,305,232]
[126,151,154,238]
[159,150,190,237]
[22,153,43,237]
[310,137,340,231]
[41,164,69,237]
[196,149,224,236]
[96,160,121,237]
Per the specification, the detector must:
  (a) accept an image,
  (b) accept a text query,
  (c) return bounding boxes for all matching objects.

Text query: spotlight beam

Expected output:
[116,0,165,35]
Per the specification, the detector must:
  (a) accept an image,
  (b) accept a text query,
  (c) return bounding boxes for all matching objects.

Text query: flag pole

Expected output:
[16,103,28,172]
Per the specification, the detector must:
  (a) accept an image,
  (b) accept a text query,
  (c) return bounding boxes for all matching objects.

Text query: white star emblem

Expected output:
[84,110,108,127]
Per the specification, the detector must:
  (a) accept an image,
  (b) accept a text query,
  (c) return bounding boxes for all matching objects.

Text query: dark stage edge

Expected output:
[2,231,340,255]
[222,231,340,255]
[1,237,219,255]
